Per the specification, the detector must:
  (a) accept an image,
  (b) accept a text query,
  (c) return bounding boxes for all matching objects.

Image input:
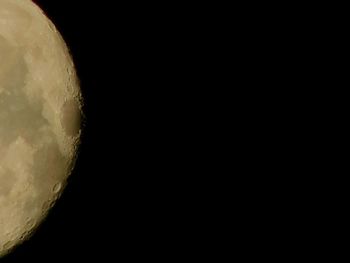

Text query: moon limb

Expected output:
[0,0,82,257]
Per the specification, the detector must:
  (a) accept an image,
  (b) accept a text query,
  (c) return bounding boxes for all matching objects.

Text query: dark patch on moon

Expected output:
[61,99,81,136]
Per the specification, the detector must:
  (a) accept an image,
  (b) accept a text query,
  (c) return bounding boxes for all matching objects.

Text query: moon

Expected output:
[0,0,82,257]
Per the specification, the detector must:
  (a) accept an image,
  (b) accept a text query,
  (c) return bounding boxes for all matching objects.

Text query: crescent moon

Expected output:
[0,0,82,257]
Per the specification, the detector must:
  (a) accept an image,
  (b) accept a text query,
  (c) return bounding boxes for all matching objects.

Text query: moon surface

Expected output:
[0,0,82,257]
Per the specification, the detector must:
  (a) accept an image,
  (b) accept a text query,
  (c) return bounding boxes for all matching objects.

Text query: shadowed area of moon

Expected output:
[0,0,82,257]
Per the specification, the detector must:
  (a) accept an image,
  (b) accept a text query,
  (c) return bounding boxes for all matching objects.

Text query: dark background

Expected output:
[2,0,147,261]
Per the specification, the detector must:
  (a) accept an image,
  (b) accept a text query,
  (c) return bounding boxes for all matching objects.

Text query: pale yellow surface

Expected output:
[0,0,81,257]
